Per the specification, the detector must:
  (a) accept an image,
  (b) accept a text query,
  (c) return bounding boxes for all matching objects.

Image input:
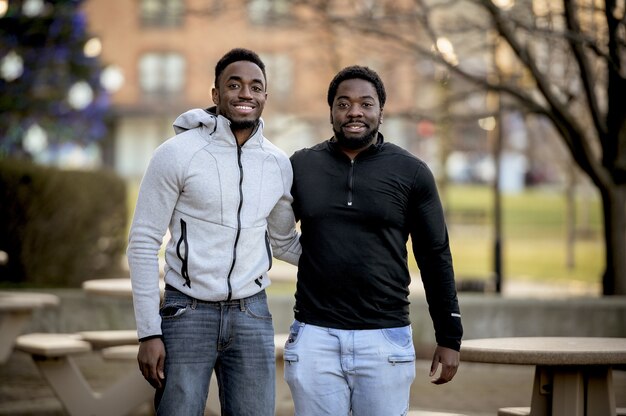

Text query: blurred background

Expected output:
[1,0,624,297]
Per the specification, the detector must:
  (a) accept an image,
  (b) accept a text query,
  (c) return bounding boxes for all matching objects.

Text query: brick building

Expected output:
[81,0,435,179]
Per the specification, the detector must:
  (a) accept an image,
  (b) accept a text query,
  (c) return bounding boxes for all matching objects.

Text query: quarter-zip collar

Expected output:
[325,133,386,207]
[327,132,385,159]
[213,107,265,149]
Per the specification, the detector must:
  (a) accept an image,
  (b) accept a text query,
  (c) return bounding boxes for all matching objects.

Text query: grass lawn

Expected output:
[437,184,604,285]
[127,181,606,288]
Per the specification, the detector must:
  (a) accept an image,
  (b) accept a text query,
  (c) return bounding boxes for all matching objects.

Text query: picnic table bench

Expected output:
[0,290,59,363]
[17,331,291,416]
[15,332,152,416]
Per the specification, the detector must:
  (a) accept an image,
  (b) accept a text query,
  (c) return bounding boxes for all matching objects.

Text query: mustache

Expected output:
[341,121,369,128]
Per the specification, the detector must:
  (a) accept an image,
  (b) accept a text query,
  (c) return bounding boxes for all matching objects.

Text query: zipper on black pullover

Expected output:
[225,145,244,301]
[347,159,355,206]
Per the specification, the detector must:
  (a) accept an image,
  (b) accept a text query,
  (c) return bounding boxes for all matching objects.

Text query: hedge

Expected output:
[0,159,127,287]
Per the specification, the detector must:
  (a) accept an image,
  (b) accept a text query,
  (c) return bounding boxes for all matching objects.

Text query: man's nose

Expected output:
[347,105,363,117]
[238,85,253,99]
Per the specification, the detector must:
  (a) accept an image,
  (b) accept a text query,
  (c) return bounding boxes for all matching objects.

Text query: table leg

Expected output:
[529,366,550,416]
[530,366,586,416]
[0,311,32,363]
[33,354,153,416]
[530,365,617,416]
[551,367,584,416]
[585,366,616,416]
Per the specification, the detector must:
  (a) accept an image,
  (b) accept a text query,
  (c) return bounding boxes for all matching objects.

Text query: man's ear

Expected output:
[379,108,384,124]
[329,114,333,125]
[212,88,219,105]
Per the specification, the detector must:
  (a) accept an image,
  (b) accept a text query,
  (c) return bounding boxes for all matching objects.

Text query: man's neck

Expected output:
[338,137,377,160]
[233,128,254,146]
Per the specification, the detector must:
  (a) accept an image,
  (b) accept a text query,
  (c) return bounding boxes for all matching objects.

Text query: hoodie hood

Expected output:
[172,107,265,148]
[173,107,217,135]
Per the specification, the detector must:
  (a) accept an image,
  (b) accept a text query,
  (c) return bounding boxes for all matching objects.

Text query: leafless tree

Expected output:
[287,0,626,295]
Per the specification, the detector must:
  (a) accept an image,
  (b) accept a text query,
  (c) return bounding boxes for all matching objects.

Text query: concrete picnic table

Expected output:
[15,332,152,416]
[0,290,59,363]
[460,337,626,416]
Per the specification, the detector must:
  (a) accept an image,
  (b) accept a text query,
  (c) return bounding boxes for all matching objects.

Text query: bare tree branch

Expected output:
[563,0,607,137]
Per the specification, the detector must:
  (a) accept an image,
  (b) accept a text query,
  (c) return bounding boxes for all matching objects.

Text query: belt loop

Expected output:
[192,298,197,309]
[240,298,245,311]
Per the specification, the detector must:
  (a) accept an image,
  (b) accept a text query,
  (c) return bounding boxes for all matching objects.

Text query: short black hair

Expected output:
[214,48,266,88]
[327,65,386,108]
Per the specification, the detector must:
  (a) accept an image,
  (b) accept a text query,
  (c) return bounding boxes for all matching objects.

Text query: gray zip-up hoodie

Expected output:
[127,108,301,340]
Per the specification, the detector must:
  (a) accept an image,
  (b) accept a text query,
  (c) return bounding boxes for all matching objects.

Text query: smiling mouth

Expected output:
[232,103,255,115]
[343,122,367,132]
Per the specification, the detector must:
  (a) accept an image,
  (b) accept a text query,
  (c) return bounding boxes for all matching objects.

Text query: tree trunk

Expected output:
[601,184,626,295]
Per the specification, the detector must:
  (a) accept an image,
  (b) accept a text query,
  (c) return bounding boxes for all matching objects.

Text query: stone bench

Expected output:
[100,344,139,361]
[15,332,90,357]
[78,329,138,350]
[15,332,152,416]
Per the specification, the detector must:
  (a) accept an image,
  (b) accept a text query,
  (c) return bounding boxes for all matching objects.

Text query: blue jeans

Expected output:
[155,287,275,416]
[283,320,416,416]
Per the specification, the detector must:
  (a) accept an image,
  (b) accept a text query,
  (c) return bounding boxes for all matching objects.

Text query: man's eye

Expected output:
[363,102,373,108]
[337,103,348,108]
[228,84,240,89]
[252,86,263,92]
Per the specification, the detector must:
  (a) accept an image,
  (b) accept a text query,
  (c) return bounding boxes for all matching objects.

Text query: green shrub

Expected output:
[0,159,127,287]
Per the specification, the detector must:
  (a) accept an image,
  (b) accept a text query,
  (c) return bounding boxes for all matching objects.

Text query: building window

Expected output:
[247,0,291,25]
[260,53,293,102]
[140,0,185,28]
[138,52,186,98]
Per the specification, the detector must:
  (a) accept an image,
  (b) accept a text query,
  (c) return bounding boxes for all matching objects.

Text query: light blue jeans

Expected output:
[283,320,416,416]
[155,287,275,416]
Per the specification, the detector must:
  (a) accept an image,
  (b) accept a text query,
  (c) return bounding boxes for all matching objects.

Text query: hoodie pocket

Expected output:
[264,230,273,271]
[176,218,191,288]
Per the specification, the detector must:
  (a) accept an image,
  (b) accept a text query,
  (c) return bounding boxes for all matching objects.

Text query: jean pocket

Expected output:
[283,352,299,364]
[160,304,188,319]
[244,299,272,320]
[388,354,415,365]
[286,320,304,346]
[382,326,413,348]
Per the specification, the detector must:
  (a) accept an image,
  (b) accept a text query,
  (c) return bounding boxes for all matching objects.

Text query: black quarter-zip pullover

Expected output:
[290,133,462,351]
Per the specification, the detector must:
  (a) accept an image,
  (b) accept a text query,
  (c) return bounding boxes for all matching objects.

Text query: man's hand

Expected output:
[137,338,166,389]
[429,345,459,385]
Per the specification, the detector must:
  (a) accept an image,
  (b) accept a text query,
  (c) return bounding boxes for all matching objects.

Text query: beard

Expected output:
[333,126,378,150]
[230,119,258,131]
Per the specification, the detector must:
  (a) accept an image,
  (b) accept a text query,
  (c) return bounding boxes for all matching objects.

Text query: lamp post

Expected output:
[483,86,503,293]
[490,3,515,292]
[493,91,503,293]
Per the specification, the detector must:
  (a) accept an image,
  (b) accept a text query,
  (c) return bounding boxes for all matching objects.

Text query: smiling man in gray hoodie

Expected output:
[127,48,301,416]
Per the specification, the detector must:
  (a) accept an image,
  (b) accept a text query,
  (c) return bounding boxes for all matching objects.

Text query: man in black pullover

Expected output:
[284,66,463,415]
